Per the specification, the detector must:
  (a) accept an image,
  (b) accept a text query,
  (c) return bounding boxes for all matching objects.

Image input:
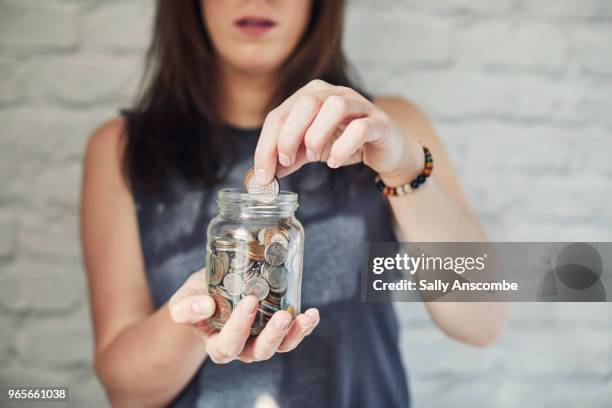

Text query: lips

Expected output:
[235,16,277,37]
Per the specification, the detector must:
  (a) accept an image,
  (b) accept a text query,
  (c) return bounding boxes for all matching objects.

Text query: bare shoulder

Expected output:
[85,117,126,165]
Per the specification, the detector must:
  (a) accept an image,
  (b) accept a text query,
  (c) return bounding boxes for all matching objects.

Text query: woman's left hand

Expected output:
[254,79,424,186]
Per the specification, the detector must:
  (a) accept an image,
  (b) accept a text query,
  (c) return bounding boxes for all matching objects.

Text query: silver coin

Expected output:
[230,250,253,273]
[244,167,279,203]
[223,273,245,296]
[270,233,289,247]
[257,228,266,244]
[227,227,254,242]
[244,277,270,301]
[264,242,287,266]
[263,265,288,293]
[213,238,235,252]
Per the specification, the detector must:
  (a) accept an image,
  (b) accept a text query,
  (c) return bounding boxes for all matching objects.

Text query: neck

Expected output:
[219,64,276,129]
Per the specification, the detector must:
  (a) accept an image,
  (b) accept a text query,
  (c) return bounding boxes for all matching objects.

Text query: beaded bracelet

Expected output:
[375,146,433,197]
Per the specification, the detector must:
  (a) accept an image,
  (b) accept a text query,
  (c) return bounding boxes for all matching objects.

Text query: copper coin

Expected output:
[246,240,265,261]
[209,252,228,285]
[211,294,232,323]
[262,227,289,247]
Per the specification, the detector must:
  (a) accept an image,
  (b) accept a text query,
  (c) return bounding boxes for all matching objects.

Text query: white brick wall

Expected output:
[1,0,611,407]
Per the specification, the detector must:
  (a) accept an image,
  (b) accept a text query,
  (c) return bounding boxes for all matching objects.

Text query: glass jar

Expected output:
[205,188,304,335]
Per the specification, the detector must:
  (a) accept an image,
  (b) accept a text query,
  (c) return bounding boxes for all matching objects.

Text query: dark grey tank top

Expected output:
[130,125,410,408]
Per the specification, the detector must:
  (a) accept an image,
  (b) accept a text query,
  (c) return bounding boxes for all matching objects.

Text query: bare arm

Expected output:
[374,97,507,347]
[81,119,320,406]
[251,80,506,348]
[80,119,207,407]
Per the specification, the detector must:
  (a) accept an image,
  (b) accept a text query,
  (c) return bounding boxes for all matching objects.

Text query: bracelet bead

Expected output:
[375,145,433,197]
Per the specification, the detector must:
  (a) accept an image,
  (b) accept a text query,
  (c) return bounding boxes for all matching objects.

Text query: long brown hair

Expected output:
[123,0,356,193]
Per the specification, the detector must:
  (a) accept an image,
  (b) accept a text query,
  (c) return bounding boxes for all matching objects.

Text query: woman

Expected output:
[81,0,506,407]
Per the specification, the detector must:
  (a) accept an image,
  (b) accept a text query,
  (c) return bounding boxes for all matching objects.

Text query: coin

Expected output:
[226,227,254,242]
[264,241,287,266]
[223,272,245,296]
[244,277,270,301]
[230,250,253,273]
[213,238,235,252]
[211,294,232,323]
[210,252,229,285]
[261,226,289,247]
[243,166,279,203]
[263,265,288,293]
[246,240,265,261]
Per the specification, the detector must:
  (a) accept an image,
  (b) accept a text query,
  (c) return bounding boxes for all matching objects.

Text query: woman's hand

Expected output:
[169,269,320,364]
[254,79,424,187]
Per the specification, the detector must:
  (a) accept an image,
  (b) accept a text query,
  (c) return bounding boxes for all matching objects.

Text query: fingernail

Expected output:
[327,157,339,169]
[278,153,291,167]
[306,149,316,162]
[275,316,292,331]
[255,168,266,185]
[305,309,319,323]
[241,296,258,316]
[301,319,315,334]
[192,299,211,315]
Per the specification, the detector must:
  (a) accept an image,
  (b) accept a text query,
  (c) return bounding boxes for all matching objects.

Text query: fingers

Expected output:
[327,117,386,168]
[255,84,370,183]
[304,95,367,164]
[277,308,320,353]
[169,294,216,324]
[254,109,284,185]
[277,94,321,167]
[239,310,293,362]
[206,296,259,363]
[169,268,210,323]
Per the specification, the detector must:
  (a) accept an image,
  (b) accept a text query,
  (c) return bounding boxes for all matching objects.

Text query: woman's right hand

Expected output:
[169,268,320,364]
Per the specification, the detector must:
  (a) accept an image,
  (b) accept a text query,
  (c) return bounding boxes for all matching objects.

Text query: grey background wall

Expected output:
[0,0,610,407]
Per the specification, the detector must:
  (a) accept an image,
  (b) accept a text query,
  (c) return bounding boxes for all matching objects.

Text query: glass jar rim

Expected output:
[218,188,298,204]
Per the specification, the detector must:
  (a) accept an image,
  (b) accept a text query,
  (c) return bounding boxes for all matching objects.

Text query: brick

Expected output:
[0,57,27,106]
[572,26,612,76]
[523,0,612,19]
[0,2,78,52]
[0,108,113,205]
[15,316,93,367]
[344,9,452,66]
[411,0,515,14]
[0,258,84,312]
[26,55,142,105]
[400,326,500,378]
[457,21,568,72]
[395,70,518,119]
[516,77,610,125]
[17,211,81,260]
[0,314,16,365]
[502,220,612,241]
[0,212,17,261]
[81,1,153,52]
[410,378,496,408]
[498,327,611,378]
[0,361,75,387]
[0,108,113,161]
[70,375,109,408]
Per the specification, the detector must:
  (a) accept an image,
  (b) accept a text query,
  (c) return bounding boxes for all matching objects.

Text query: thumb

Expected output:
[169,295,216,324]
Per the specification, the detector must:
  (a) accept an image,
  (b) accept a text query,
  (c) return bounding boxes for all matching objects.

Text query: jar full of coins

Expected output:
[205,188,304,335]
